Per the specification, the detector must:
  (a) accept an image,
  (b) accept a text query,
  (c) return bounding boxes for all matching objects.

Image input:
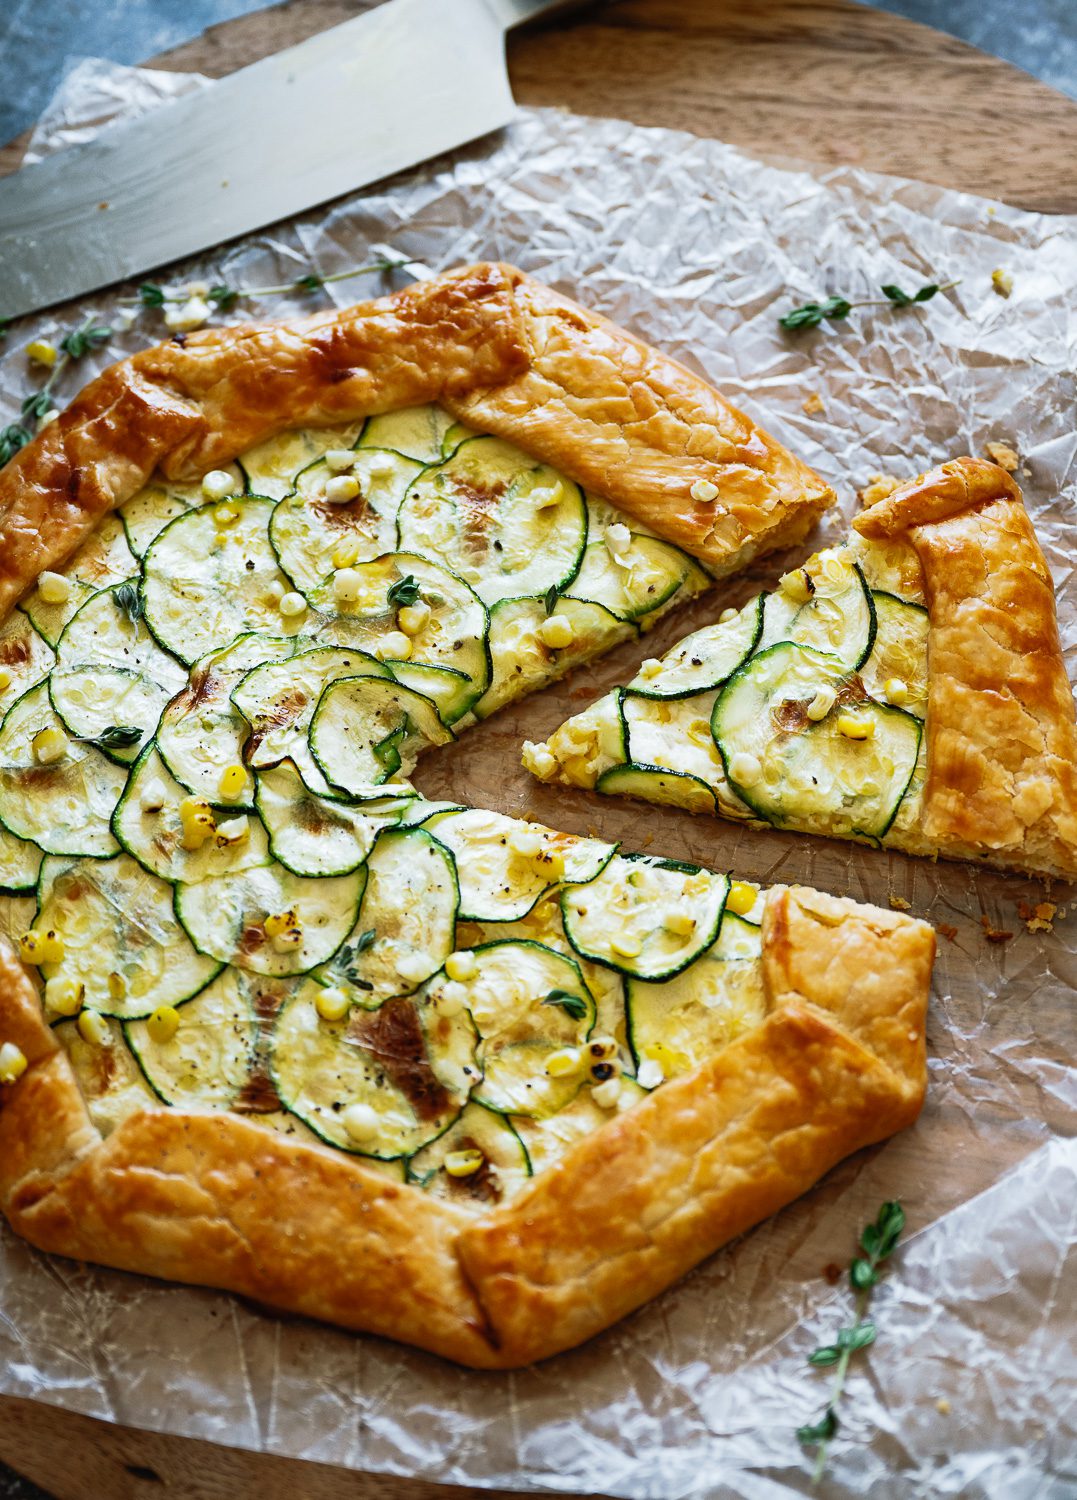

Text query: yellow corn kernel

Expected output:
[397,601,431,637]
[377,630,412,661]
[324,449,356,474]
[718,607,738,624]
[726,881,757,917]
[180,810,216,850]
[690,478,719,503]
[444,1148,484,1178]
[215,816,249,845]
[32,725,69,764]
[444,949,477,983]
[19,928,64,965]
[728,751,762,787]
[343,1102,379,1142]
[807,685,837,721]
[591,1078,622,1110]
[332,537,363,569]
[218,764,248,802]
[537,614,574,650]
[278,591,307,619]
[315,986,351,1022]
[213,502,239,527]
[324,475,360,505]
[0,667,10,692]
[38,570,72,605]
[0,1041,28,1085]
[883,677,909,706]
[436,981,467,1017]
[332,567,363,605]
[264,909,299,939]
[610,932,641,959]
[26,339,58,368]
[45,976,84,1016]
[179,795,212,821]
[545,1047,582,1078]
[542,849,565,880]
[146,1005,181,1045]
[666,910,696,936]
[108,972,127,1002]
[271,926,303,954]
[77,1009,110,1047]
[530,480,564,511]
[201,469,235,501]
[779,568,814,604]
[837,713,875,741]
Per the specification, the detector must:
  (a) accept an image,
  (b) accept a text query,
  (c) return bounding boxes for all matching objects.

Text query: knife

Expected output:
[0,0,587,321]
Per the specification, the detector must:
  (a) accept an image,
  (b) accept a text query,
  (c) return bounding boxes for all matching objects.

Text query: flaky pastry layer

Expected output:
[0,263,834,621]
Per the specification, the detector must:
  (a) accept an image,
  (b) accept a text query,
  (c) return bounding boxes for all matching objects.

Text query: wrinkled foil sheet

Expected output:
[2,58,1076,1499]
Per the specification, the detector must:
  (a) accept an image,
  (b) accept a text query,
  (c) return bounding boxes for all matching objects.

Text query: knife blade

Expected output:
[0,0,580,320]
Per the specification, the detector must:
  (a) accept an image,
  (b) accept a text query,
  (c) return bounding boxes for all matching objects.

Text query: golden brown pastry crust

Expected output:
[0,888,932,1368]
[856,456,1077,880]
[0,263,833,621]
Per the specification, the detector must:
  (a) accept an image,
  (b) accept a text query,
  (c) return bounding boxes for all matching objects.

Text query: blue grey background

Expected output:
[0,1,1075,1497]
[1,0,1076,148]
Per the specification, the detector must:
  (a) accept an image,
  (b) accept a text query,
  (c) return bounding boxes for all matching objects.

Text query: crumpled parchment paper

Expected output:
[1,56,1076,1499]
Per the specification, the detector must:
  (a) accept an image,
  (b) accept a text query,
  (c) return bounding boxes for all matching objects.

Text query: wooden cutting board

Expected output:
[2,4,1076,1498]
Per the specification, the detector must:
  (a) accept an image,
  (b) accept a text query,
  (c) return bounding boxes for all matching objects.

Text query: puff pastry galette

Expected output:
[527,458,1077,883]
[0,262,935,1368]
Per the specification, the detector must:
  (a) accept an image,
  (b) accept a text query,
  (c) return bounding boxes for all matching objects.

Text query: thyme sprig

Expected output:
[387,575,421,609]
[542,989,589,1021]
[125,253,411,314]
[780,280,959,332]
[797,1199,905,1484]
[77,725,143,751]
[0,316,112,467]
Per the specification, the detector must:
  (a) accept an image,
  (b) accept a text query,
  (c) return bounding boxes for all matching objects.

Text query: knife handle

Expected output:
[488,0,598,31]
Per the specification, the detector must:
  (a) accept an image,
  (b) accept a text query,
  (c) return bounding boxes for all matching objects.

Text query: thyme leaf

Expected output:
[86,725,143,750]
[797,1200,904,1483]
[59,323,111,359]
[543,584,560,616]
[387,575,421,608]
[542,989,588,1021]
[113,581,143,627]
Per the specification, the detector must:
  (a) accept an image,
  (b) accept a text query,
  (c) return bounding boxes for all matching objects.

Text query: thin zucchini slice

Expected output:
[23,516,136,643]
[271,977,479,1158]
[565,534,709,622]
[0,611,55,721]
[625,912,765,1083]
[125,965,259,1107]
[622,689,728,790]
[561,853,729,981]
[255,761,407,877]
[54,581,187,704]
[53,1016,158,1136]
[358,404,458,463]
[157,634,295,804]
[397,435,587,604]
[113,745,270,883]
[386,661,477,725]
[426,808,615,922]
[475,595,629,720]
[318,827,458,1004]
[759,554,876,671]
[395,798,466,827]
[711,641,923,840]
[407,1100,530,1204]
[511,1078,647,1174]
[309,675,452,794]
[231,645,391,796]
[49,665,167,764]
[270,449,423,592]
[142,498,300,664]
[238,424,365,500]
[308,552,490,705]
[596,763,718,816]
[0,822,43,893]
[175,860,365,977]
[625,594,764,699]
[0,681,125,857]
[440,940,595,1118]
[120,467,245,556]
[860,592,929,718]
[37,853,221,1018]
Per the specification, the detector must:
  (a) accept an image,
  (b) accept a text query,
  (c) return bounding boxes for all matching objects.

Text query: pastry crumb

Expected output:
[1017,898,1057,934]
[936,1397,952,1416]
[801,392,825,416]
[984,440,1019,472]
[980,914,1014,944]
[937,922,958,943]
[858,473,902,507]
[991,268,1014,298]
[889,895,911,911]
[822,1261,843,1285]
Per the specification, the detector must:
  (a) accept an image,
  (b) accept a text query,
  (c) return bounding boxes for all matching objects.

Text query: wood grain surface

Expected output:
[2,3,1076,1498]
